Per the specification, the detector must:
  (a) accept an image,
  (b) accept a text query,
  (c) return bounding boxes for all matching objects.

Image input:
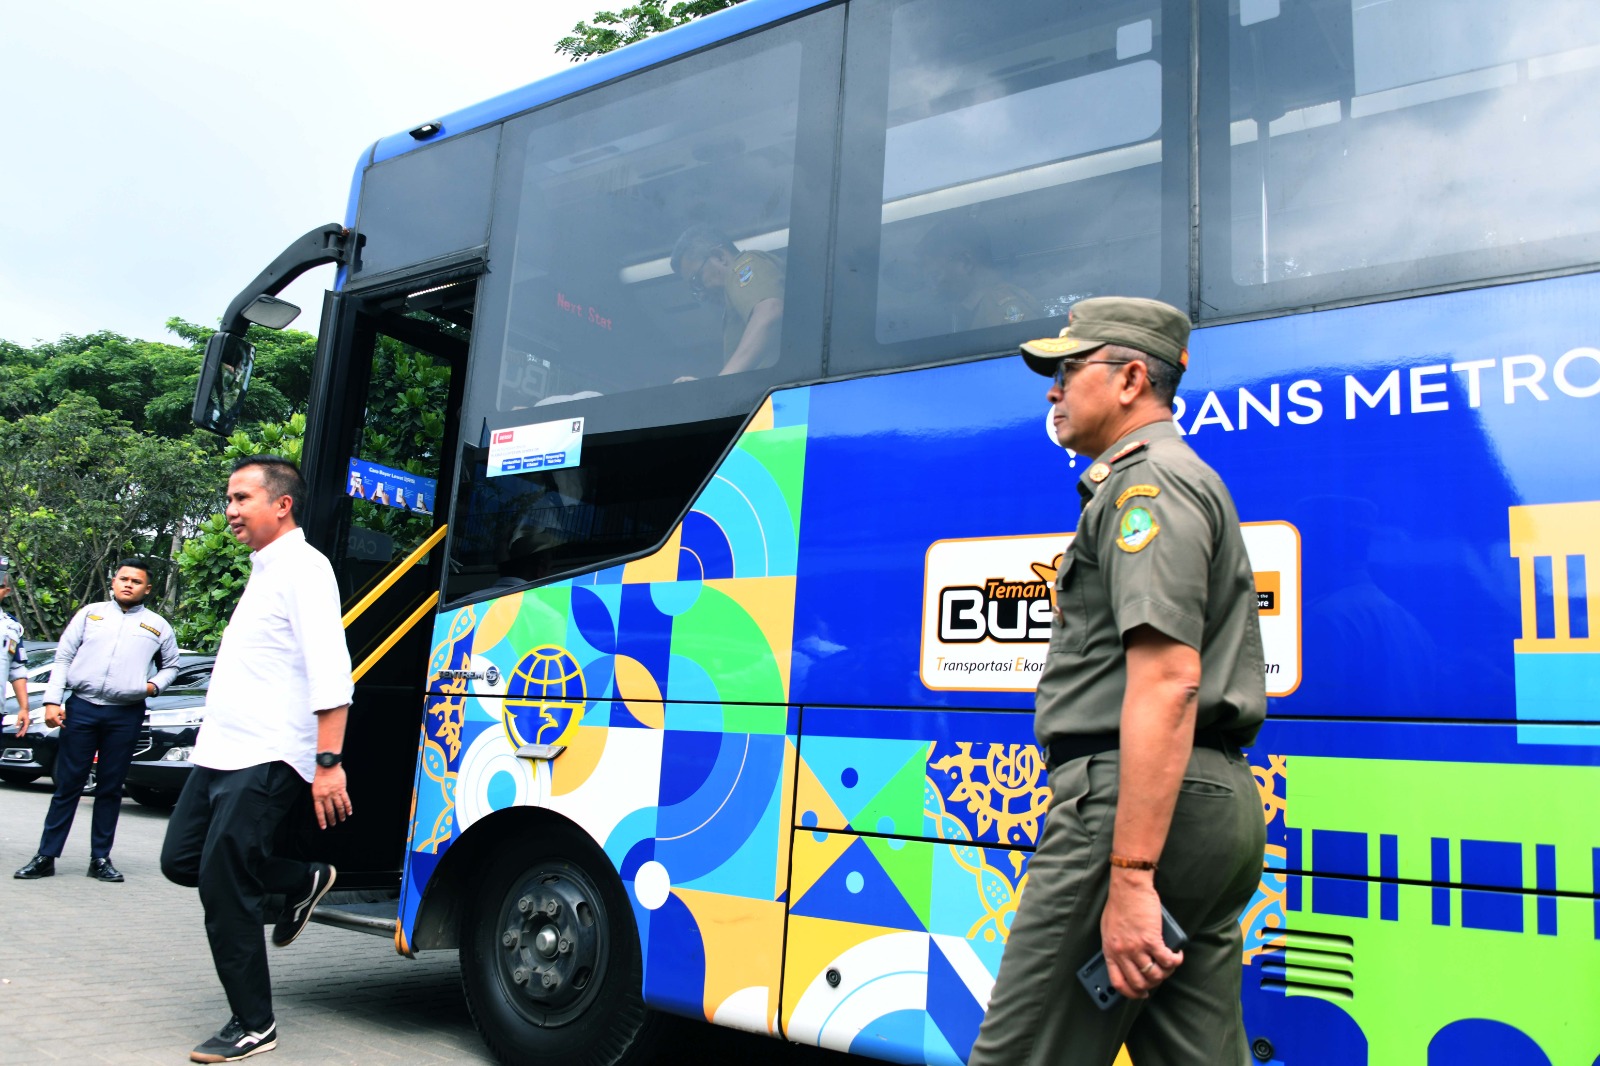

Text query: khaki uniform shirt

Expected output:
[721,250,785,366]
[966,279,1042,329]
[1035,420,1266,746]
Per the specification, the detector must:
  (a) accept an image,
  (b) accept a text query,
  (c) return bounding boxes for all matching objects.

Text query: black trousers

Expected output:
[38,695,144,859]
[161,761,309,1030]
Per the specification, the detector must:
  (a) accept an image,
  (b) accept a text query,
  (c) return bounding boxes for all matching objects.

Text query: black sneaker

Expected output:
[87,857,124,882]
[190,1015,276,1062]
[13,854,54,879]
[271,862,335,947]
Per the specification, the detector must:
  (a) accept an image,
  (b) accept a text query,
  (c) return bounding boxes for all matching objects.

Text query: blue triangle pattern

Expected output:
[790,836,926,932]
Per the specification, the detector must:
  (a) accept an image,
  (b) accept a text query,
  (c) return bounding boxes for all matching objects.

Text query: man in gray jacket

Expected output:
[14,559,180,882]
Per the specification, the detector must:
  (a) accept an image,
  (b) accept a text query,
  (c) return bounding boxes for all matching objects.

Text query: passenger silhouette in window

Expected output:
[918,217,1042,333]
[669,225,785,379]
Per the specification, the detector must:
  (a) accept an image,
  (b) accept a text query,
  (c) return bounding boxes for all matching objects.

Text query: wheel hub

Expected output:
[497,869,604,1022]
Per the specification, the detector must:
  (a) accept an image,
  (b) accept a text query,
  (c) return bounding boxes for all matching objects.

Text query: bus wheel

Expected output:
[461,830,659,1066]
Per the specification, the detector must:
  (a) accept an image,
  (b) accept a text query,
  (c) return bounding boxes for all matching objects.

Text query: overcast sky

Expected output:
[0,0,601,346]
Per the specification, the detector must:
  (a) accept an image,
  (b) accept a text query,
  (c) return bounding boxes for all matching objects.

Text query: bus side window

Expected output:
[1198,0,1600,317]
[828,0,1189,376]
[482,12,836,413]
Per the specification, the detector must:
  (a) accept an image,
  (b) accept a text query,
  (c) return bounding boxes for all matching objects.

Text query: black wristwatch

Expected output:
[315,751,343,769]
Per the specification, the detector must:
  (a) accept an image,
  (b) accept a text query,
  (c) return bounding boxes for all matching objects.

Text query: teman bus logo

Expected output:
[922,533,1073,692]
[921,524,1303,696]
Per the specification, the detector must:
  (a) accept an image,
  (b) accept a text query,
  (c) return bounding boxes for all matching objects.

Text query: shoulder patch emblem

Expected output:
[1116,506,1160,553]
[1115,484,1161,509]
[139,622,161,638]
[1108,439,1149,464]
[737,262,754,286]
[1087,462,1111,484]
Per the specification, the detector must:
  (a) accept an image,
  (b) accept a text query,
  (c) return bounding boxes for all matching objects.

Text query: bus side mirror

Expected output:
[191,332,256,435]
[240,295,302,330]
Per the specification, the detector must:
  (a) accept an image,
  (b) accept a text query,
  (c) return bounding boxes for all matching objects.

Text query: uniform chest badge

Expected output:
[1087,462,1111,483]
[87,613,103,622]
[1116,506,1160,552]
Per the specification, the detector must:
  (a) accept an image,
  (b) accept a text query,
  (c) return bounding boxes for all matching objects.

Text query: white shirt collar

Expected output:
[250,526,307,569]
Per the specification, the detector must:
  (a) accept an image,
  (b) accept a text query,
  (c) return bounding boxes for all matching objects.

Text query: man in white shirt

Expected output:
[161,456,354,1064]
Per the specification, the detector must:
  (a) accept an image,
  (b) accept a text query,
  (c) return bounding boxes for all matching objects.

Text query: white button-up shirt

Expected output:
[193,527,353,782]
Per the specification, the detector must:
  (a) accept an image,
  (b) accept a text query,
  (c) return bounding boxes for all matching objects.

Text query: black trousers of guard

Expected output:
[161,761,309,1031]
[38,694,145,859]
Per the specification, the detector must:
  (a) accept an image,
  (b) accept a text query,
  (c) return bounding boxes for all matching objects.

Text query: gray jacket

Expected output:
[43,600,180,707]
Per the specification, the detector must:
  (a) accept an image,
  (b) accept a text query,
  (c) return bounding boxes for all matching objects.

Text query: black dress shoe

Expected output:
[87,857,124,882]
[14,854,55,879]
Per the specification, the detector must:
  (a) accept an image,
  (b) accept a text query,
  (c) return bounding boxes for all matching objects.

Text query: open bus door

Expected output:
[194,238,473,915]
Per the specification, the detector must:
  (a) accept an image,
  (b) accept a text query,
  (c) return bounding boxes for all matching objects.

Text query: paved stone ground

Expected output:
[0,780,850,1066]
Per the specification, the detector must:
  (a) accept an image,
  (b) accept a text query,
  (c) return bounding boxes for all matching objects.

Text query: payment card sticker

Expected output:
[487,417,585,478]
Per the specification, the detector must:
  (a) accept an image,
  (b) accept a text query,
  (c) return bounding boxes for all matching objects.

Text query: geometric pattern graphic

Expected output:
[1235,744,1600,1066]
[391,269,1600,1066]
[400,390,809,1026]
[1509,501,1600,745]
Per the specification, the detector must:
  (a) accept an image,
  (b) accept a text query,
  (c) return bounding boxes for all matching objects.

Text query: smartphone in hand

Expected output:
[1076,905,1189,1011]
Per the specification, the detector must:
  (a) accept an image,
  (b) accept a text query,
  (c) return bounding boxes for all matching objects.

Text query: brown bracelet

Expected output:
[1110,854,1159,871]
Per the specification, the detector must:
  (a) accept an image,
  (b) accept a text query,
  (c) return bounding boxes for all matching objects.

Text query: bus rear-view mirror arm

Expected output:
[192,223,355,435]
[220,223,354,334]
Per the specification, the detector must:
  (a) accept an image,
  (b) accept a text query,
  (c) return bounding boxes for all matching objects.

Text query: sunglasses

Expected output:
[1053,357,1134,389]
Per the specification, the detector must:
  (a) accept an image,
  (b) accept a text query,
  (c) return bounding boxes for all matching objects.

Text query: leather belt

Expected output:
[1046,727,1240,771]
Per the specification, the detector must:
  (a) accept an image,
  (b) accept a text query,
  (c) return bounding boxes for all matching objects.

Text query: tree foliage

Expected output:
[556,0,745,61]
[0,317,311,643]
[0,396,220,635]
[173,416,306,651]
[347,337,452,554]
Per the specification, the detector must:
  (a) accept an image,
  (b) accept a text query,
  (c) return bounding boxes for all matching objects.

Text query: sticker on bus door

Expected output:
[487,417,585,478]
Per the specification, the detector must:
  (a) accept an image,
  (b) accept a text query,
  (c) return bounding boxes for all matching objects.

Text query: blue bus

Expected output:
[195,1,1600,1063]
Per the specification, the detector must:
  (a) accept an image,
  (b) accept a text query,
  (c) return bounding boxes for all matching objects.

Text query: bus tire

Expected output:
[460,826,659,1066]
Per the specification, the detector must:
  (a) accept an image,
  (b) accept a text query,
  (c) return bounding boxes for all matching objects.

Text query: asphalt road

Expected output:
[0,779,851,1066]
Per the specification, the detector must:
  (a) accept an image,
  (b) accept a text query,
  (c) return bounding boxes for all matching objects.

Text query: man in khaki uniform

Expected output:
[919,216,1042,331]
[669,225,785,375]
[969,297,1267,1066]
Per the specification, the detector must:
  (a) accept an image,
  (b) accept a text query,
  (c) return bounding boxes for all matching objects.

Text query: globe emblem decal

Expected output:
[503,645,586,748]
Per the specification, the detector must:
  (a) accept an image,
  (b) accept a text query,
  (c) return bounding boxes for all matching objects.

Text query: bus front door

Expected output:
[286,276,474,895]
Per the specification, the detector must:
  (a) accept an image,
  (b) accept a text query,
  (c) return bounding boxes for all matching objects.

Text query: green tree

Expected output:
[172,416,306,651]
[556,0,745,60]
[346,336,452,555]
[0,319,315,440]
[0,397,220,636]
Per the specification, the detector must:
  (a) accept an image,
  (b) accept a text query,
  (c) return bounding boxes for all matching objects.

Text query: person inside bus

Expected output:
[918,216,1042,333]
[668,224,784,380]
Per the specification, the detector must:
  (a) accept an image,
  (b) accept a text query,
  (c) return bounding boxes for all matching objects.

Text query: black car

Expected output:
[1,655,58,785]
[0,655,214,802]
[121,659,216,808]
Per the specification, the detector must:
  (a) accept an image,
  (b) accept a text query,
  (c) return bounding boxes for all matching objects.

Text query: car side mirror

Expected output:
[191,332,256,435]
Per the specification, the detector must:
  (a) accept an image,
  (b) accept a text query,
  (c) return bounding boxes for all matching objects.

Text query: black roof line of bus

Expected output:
[220,223,354,334]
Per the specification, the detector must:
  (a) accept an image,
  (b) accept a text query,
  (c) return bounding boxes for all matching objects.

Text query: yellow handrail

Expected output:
[352,591,440,683]
[343,524,448,628]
